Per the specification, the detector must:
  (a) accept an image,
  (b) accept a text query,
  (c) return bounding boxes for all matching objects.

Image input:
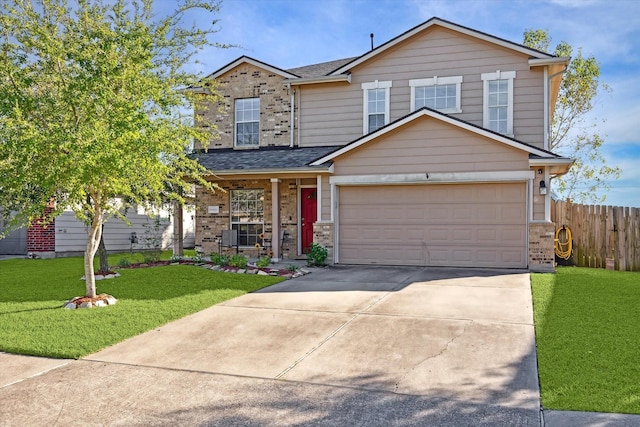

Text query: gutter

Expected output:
[205,167,332,176]
[285,74,351,86]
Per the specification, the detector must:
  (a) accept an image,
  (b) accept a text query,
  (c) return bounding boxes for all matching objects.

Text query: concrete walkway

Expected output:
[1,265,637,426]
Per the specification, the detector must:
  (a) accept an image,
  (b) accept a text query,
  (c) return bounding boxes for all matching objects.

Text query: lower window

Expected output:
[230,189,264,246]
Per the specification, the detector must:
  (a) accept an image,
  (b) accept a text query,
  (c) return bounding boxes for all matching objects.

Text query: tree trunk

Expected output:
[173,201,184,257]
[84,208,103,298]
[97,224,109,273]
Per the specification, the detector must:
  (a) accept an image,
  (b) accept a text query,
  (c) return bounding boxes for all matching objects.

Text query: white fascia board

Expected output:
[330,171,535,186]
[330,18,554,75]
[529,157,573,166]
[286,74,351,86]
[529,157,574,175]
[207,56,299,80]
[310,109,555,166]
[529,57,571,68]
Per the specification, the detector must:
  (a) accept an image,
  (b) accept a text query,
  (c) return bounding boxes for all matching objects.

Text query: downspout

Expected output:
[288,82,295,148]
[297,86,301,147]
[545,66,567,221]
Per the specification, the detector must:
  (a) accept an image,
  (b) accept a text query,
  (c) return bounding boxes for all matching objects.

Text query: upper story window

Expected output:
[481,70,516,136]
[235,98,260,147]
[361,80,392,134]
[409,76,463,114]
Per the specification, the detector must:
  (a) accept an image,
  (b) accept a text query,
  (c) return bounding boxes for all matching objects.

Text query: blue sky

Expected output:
[167,0,640,208]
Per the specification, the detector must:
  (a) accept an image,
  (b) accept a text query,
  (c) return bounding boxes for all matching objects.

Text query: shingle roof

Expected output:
[193,146,337,172]
[286,57,358,78]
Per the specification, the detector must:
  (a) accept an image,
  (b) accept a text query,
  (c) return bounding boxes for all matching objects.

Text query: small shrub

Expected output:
[305,243,328,267]
[142,254,158,264]
[286,264,298,272]
[117,258,131,268]
[228,254,248,269]
[210,253,230,266]
[192,253,204,264]
[169,255,183,263]
[256,256,271,269]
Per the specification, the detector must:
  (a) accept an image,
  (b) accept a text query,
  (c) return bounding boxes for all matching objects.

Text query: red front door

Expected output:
[301,188,317,253]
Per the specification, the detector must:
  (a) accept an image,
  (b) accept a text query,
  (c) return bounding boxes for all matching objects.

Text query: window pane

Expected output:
[415,84,457,111]
[230,189,264,246]
[368,114,385,133]
[235,98,260,146]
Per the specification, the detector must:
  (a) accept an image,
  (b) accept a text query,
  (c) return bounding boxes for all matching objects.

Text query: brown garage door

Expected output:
[338,183,527,268]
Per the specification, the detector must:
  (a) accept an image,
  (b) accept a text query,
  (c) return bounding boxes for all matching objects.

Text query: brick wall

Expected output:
[27,206,56,255]
[196,63,293,150]
[312,222,334,263]
[195,179,299,258]
[528,222,555,272]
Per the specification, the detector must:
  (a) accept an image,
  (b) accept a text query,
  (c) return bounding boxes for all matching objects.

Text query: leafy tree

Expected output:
[0,0,224,298]
[523,29,620,203]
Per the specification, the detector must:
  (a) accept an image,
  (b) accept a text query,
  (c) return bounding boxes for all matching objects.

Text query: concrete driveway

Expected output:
[0,266,540,426]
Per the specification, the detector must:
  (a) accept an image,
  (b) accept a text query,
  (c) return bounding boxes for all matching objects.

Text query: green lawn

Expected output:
[0,256,283,359]
[531,267,640,414]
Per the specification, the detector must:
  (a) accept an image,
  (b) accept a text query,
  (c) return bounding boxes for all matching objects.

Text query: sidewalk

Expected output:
[543,409,640,426]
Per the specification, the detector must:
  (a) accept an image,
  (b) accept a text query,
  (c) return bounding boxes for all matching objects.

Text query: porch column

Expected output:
[270,178,281,262]
[172,201,184,257]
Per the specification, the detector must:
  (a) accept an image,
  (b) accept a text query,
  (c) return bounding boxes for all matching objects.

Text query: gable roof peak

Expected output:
[204,55,300,80]
[329,16,557,75]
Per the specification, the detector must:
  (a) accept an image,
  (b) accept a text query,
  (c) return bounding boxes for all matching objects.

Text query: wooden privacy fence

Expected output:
[551,199,640,271]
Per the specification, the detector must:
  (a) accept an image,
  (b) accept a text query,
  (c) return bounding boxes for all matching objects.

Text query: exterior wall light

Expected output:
[539,180,547,195]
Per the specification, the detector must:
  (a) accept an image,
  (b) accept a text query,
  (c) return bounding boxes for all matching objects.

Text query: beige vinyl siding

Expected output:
[298,82,362,146]
[532,172,546,221]
[299,26,544,148]
[333,117,529,176]
[320,175,331,221]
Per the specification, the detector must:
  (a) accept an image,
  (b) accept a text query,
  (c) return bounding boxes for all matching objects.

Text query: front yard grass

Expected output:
[531,267,640,414]
[0,256,283,359]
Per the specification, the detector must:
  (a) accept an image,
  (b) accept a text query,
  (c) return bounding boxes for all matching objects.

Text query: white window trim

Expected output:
[361,80,392,134]
[234,97,260,148]
[481,70,516,136]
[409,75,463,114]
[230,189,264,246]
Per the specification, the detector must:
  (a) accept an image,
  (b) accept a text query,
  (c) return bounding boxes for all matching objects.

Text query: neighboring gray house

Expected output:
[191,17,573,272]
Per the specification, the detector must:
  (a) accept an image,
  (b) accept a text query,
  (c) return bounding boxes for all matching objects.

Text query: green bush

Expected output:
[117,258,131,268]
[256,256,271,268]
[286,264,298,272]
[228,254,248,269]
[210,252,230,266]
[305,243,328,266]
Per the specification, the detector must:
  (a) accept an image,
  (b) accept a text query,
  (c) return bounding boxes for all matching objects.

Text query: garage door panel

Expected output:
[339,183,527,268]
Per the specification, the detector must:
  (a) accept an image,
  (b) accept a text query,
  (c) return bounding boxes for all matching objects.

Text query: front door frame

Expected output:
[298,185,317,256]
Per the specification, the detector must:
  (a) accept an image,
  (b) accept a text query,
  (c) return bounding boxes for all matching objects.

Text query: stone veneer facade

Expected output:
[195,62,293,150]
[195,179,299,258]
[528,222,555,272]
[312,222,334,263]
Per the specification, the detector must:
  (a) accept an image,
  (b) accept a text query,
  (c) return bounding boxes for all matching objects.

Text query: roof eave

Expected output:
[529,157,574,175]
[285,74,352,86]
[528,57,571,68]
[204,166,332,176]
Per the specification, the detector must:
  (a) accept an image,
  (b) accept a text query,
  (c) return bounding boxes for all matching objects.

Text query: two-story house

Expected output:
[191,17,572,272]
